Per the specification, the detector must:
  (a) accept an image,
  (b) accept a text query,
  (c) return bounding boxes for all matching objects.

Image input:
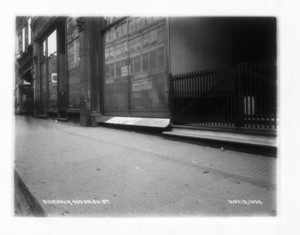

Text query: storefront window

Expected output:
[103,17,169,117]
[47,30,57,109]
[39,30,58,110]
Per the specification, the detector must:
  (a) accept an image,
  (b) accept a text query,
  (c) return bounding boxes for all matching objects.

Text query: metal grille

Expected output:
[170,59,277,132]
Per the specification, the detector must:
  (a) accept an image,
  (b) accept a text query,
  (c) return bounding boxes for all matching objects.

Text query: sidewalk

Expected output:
[14,116,276,216]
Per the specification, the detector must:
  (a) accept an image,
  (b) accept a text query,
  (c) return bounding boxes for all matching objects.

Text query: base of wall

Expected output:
[80,114,91,127]
[163,126,277,148]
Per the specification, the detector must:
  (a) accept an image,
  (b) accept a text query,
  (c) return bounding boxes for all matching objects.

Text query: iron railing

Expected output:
[170,59,277,132]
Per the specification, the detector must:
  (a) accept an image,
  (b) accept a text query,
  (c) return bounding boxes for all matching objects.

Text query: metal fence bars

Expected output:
[170,59,277,132]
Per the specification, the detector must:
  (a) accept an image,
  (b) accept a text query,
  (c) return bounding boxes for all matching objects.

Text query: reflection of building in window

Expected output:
[133,56,141,74]
[105,31,110,43]
[129,19,135,34]
[122,23,127,36]
[134,36,142,51]
[146,17,153,25]
[105,64,110,78]
[110,28,116,41]
[149,29,158,45]
[129,38,134,53]
[142,54,149,71]
[158,26,165,43]
[103,17,168,114]
[123,41,128,54]
[135,18,140,30]
[157,47,165,67]
[109,47,114,59]
[143,32,150,48]
[115,44,121,57]
[116,60,128,77]
[150,50,156,69]
[109,63,114,78]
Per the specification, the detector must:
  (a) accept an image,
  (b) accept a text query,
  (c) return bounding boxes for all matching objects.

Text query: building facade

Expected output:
[15,16,277,135]
[15,17,34,115]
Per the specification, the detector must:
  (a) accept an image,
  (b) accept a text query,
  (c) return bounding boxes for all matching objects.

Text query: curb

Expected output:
[14,170,46,217]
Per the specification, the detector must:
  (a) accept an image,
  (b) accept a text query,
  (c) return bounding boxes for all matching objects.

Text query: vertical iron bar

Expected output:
[213,69,216,126]
[221,68,225,126]
[257,60,262,129]
[236,64,243,129]
[268,60,273,129]
[208,69,211,126]
[251,61,257,129]
[199,71,202,124]
[177,77,183,123]
[244,62,249,129]
[216,69,219,126]
[274,59,277,129]
[193,72,195,124]
[205,70,208,125]
[169,73,173,124]
[196,72,199,124]
[182,74,185,124]
[183,74,188,124]
[221,68,224,126]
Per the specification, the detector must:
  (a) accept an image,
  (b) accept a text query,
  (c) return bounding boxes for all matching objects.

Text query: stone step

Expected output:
[163,127,277,147]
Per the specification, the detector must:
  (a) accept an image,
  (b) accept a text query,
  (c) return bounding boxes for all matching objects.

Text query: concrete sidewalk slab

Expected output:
[14,116,277,216]
[154,178,276,216]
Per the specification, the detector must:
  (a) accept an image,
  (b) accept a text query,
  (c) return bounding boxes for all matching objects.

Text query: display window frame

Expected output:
[39,29,58,112]
[46,30,58,110]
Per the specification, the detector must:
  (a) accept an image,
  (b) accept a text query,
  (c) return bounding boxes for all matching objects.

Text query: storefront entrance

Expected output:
[38,21,67,117]
[40,30,58,114]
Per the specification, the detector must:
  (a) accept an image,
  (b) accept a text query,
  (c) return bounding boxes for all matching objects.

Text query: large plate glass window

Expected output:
[103,17,168,118]
[40,30,58,112]
[47,30,57,110]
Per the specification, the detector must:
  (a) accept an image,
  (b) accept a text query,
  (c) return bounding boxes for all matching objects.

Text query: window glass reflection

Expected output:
[43,40,47,56]
[47,30,57,56]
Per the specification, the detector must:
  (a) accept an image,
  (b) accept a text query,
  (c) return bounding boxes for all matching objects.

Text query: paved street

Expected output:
[14,115,276,216]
